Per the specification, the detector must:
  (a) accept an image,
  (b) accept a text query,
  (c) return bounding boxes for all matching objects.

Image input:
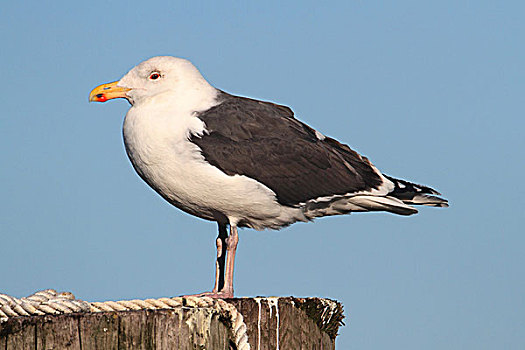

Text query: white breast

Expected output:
[122,100,307,230]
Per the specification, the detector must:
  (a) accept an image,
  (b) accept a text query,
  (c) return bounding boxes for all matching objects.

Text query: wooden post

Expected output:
[0,297,344,349]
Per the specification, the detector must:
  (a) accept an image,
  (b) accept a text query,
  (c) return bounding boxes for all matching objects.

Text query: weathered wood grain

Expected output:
[0,332,5,350]
[36,314,81,349]
[5,321,35,350]
[0,297,343,349]
[79,312,119,349]
[228,298,341,350]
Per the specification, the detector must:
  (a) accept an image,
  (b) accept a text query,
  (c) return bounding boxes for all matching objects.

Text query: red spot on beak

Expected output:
[96,94,107,102]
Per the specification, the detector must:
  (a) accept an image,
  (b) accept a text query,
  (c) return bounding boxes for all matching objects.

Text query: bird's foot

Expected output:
[182,290,233,299]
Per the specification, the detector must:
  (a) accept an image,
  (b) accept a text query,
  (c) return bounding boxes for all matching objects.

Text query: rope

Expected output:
[0,289,250,350]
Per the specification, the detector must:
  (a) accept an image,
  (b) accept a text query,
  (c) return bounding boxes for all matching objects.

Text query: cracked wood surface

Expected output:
[0,297,343,349]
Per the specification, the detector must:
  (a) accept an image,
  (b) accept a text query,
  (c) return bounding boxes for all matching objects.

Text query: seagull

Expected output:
[89,56,448,298]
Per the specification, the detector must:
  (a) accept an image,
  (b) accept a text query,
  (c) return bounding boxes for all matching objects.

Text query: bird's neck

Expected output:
[124,85,220,145]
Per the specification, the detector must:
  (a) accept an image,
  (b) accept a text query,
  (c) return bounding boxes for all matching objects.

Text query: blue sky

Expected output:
[1,1,524,348]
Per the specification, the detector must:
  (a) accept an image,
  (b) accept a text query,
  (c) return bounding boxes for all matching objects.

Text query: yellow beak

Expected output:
[89,81,131,102]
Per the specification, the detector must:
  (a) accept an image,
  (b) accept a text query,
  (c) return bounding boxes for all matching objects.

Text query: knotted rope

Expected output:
[0,289,250,350]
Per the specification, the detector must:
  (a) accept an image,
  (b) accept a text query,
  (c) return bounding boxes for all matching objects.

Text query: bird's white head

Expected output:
[89,56,218,108]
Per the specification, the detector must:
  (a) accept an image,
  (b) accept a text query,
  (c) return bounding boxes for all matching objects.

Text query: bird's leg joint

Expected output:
[216,237,223,258]
[225,233,238,250]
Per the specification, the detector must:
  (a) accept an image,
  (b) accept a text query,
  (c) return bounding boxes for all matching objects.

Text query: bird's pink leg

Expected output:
[183,223,236,299]
[220,225,239,297]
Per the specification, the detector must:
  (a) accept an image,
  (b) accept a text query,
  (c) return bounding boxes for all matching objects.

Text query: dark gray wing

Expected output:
[191,93,384,206]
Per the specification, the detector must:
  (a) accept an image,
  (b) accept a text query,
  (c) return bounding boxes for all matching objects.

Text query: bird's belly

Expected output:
[124,135,302,228]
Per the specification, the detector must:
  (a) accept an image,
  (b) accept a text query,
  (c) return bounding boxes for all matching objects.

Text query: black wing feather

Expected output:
[191,93,384,206]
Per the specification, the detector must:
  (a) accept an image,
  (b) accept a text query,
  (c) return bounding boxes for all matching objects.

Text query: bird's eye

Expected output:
[149,72,161,80]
